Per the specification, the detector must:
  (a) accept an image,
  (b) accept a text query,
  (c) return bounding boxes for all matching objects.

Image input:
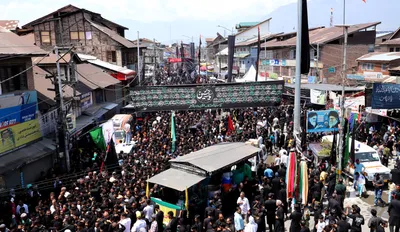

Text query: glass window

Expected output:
[396,48,400,52]
[40,31,51,44]
[70,31,86,40]
[0,65,28,93]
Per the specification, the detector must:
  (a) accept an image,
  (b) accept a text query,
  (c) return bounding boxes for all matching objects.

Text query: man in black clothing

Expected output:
[312,204,322,232]
[290,204,302,232]
[336,214,351,232]
[165,211,178,232]
[272,174,281,199]
[265,193,276,232]
[300,220,310,232]
[204,200,215,220]
[328,194,342,218]
[369,209,386,232]
[155,205,164,232]
[203,212,214,232]
[388,192,400,232]
[347,205,364,232]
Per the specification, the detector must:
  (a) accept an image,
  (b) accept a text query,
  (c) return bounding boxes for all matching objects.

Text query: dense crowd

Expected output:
[2,106,400,232]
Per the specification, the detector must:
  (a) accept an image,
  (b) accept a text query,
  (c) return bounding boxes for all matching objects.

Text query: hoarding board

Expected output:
[307,110,339,133]
[0,119,42,155]
[0,91,38,129]
[371,83,400,109]
[128,81,284,111]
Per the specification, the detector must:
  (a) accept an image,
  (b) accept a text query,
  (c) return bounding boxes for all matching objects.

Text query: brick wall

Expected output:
[320,44,370,84]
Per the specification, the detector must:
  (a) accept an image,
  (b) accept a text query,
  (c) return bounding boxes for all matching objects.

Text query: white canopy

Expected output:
[235,65,266,82]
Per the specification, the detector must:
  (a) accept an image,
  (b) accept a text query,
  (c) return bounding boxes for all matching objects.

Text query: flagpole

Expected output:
[293,0,302,152]
[255,26,261,82]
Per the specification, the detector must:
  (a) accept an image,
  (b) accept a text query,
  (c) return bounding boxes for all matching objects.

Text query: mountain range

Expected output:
[267,0,397,33]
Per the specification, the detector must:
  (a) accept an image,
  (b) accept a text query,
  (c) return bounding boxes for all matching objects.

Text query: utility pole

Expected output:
[137,31,141,85]
[55,46,70,173]
[337,25,349,180]
[293,0,303,152]
[153,38,156,82]
[316,43,320,82]
[264,37,267,78]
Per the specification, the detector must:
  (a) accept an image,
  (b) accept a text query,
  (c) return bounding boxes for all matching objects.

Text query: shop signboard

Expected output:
[80,92,93,110]
[347,74,365,81]
[0,91,38,129]
[306,110,339,133]
[0,119,42,155]
[129,81,284,111]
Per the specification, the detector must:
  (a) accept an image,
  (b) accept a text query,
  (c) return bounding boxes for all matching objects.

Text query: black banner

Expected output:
[128,81,284,112]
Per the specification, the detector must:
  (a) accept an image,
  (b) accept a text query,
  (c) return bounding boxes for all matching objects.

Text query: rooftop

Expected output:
[87,19,135,48]
[236,33,283,47]
[0,28,47,56]
[236,22,260,29]
[357,52,400,62]
[0,20,19,30]
[263,22,380,48]
[77,53,135,75]
[235,18,272,37]
[381,38,400,45]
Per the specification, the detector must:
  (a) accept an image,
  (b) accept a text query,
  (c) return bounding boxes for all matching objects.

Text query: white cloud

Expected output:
[1,0,298,25]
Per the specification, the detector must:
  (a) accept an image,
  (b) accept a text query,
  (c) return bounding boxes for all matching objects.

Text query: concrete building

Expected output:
[234,18,271,44]
[352,52,400,82]
[260,22,380,84]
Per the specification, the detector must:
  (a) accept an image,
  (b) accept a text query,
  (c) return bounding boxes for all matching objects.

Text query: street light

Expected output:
[182,35,193,43]
[217,25,234,36]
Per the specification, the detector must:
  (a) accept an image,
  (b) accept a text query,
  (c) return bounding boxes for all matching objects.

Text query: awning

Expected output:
[0,138,56,175]
[234,53,250,59]
[147,168,206,191]
[170,142,259,174]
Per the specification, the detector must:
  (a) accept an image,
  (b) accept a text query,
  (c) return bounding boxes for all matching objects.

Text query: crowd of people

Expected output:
[2,104,400,232]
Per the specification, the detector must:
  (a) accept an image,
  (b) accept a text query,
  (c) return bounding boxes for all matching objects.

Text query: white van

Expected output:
[322,135,391,184]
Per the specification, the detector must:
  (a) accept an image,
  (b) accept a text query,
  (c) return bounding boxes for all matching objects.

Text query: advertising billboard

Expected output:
[0,119,42,154]
[0,91,41,155]
[129,81,284,112]
[307,110,339,133]
[0,91,38,129]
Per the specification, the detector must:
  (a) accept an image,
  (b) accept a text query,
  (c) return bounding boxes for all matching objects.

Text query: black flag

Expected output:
[105,139,118,166]
[255,26,261,81]
[198,35,202,74]
[301,0,310,74]
[330,131,337,165]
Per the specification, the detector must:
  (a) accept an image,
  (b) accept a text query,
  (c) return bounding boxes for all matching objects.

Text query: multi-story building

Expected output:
[379,27,400,52]
[260,22,380,84]
[234,18,271,44]
[0,27,53,188]
[20,4,137,68]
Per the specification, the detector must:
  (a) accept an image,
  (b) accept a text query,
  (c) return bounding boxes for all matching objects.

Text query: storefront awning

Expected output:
[0,138,55,175]
[147,168,206,191]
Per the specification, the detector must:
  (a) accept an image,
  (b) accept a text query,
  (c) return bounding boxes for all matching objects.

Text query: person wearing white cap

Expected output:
[131,211,147,232]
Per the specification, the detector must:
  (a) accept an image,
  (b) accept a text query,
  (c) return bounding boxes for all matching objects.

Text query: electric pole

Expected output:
[316,43,320,83]
[337,25,349,180]
[55,46,71,173]
[137,31,141,85]
[153,38,156,82]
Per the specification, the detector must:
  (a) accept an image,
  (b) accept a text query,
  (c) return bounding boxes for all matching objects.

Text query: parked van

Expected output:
[111,114,133,130]
[321,135,391,184]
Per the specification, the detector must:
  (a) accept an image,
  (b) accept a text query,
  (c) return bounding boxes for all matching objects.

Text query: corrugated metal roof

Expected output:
[0,20,19,30]
[77,63,121,89]
[235,18,272,37]
[87,19,135,48]
[0,28,47,56]
[76,53,135,75]
[285,83,364,92]
[357,52,400,61]
[236,22,260,28]
[381,38,400,45]
[264,22,381,48]
[236,33,281,47]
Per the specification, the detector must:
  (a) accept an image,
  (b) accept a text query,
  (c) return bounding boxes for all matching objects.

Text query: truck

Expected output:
[313,135,391,184]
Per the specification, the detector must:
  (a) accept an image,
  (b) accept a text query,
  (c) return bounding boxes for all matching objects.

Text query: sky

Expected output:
[1,0,398,45]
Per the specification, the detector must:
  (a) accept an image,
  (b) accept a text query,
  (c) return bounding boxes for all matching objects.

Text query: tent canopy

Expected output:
[147,168,206,192]
[235,65,266,82]
[171,142,260,173]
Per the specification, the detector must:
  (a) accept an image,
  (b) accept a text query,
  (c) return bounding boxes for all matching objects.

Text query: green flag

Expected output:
[90,127,106,152]
[171,112,176,152]
[343,117,352,167]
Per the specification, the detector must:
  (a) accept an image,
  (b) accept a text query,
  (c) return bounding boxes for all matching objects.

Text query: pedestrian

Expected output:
[234,207,244,232]
[244,216,257,232]
[316,216,326,232]
[290,204,302,232]
[388,192,400,232]
[346,205,364,232]
[354,159,365,189]
[264,193,276,232]
[237,192,250,223]
[373,173,386,207]
[368,209,386,232]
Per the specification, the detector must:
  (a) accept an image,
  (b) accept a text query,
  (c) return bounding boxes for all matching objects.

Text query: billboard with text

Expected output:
[0,91,38,129]
[128,81,284,111]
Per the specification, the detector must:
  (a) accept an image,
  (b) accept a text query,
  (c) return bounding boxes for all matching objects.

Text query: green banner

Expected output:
[90,127,106,151]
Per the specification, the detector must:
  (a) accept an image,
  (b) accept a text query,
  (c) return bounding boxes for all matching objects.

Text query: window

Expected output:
[290,49,296,59]
[382,64,389,71]
[107,51,117,63]
[362,63,374,71]
[85,31,92,40]
[396,48,400,52]
[70,31,85,40]
[390,48,394,52]
[40,31,51,44]
[0,65,28,93]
